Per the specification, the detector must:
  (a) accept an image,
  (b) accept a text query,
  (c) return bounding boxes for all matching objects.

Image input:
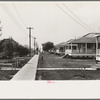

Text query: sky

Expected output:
[0,1,100,49]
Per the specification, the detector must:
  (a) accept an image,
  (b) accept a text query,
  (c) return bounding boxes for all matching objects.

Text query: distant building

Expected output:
[54,42,66,55]
[64,39,76,55]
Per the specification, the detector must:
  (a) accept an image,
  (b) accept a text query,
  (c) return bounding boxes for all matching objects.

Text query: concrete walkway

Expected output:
[1,67,20,70]
[37,67,96,70]
[11,54,39,80]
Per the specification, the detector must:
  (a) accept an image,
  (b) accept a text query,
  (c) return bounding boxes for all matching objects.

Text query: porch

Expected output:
[65,43,96,56]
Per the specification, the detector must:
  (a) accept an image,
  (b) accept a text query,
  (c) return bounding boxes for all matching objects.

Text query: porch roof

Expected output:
[55,39,75,47]
[55,42,66,48]
[71,37,100,43]
[82,33,100,38]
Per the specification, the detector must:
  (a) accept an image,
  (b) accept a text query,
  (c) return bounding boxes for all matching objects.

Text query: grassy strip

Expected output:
[36,70,100,80]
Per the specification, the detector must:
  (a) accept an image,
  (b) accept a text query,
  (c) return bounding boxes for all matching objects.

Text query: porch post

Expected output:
[65,45,66,51]
[68,44,69,49]
[71,43,73,52]
[85,43,87,53]
[96,37,98,55]
[65,45,66,55]
[77,44,78,52]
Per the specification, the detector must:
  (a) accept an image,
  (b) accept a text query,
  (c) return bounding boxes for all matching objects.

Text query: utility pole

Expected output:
[27,27,33,57]
[33,37,36,54]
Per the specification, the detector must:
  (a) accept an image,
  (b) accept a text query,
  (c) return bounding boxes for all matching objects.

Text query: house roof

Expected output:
[69,33,100,44]
[55,42,66,48]
[55,39,75,47]
[62,39,75,45]
[55,33,100,47]
[65,39,74,44]
[71,37,100,43]
[82,33,100,38]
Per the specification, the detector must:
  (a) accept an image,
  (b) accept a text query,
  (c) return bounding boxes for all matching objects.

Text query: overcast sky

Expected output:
[0,1,100,48]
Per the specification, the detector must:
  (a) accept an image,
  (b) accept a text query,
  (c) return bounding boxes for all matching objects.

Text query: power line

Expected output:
[62,3,96,32]
[12,3,37,45]
[0,3,27,34]
[12,3,26,28]
[0,3,29,43]
[55,3,93,32]
[0,3,37,49]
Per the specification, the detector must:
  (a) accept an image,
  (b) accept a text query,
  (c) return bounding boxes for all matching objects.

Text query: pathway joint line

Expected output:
[37,67,96,70]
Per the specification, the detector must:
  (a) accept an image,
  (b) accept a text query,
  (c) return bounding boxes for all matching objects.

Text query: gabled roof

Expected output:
[61,39,75,45]
[55,33,100,47]
[95,34,100,37]
[70,33,100,44]
[55,42,65,48]
[55,39,75,47]
[59,42,66,46]
[71,37,100,43]
[82,33,100,38]
[65,39,74,43]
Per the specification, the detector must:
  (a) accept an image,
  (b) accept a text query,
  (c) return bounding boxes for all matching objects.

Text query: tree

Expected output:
[17,45,29,57]
[0,38,15,59]
[4,39,14,58]
[42,42,54,51]
[0,38,30,58]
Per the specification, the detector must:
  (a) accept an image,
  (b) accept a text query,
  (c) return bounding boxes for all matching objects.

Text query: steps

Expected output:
[91,63,100,70]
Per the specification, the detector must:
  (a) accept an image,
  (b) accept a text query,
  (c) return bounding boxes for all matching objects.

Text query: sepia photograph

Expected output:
[0,1,100,99]
[0,1,100,81]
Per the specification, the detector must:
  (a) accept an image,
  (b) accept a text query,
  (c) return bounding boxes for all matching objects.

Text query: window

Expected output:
[98,43,100,49]
[87,43,93,49]
[66,46,68,49]
[72,46,77,50]
[69,46,71,49]
[59,47,64,52]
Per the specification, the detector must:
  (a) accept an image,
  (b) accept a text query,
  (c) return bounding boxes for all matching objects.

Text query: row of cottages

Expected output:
[54,42,66,55]
[54,33,100,58]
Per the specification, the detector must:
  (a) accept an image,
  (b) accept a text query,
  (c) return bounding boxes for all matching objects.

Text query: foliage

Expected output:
[4,39,14,58]
[42,42,54,51]
[17,45,29,57]
[0,38,29,58]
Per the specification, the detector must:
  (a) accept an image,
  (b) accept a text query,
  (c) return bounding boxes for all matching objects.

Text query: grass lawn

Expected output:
[36,52,100,80]
[0,57,31,80]
[38,53,96,68]
[36,70,100,80]
[0,70,18,80]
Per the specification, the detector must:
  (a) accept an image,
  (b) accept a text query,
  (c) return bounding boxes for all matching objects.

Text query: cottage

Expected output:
[64,39,77,56]
[95,34,100,62]
[54,42,66,55]
[64,33,100,58]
